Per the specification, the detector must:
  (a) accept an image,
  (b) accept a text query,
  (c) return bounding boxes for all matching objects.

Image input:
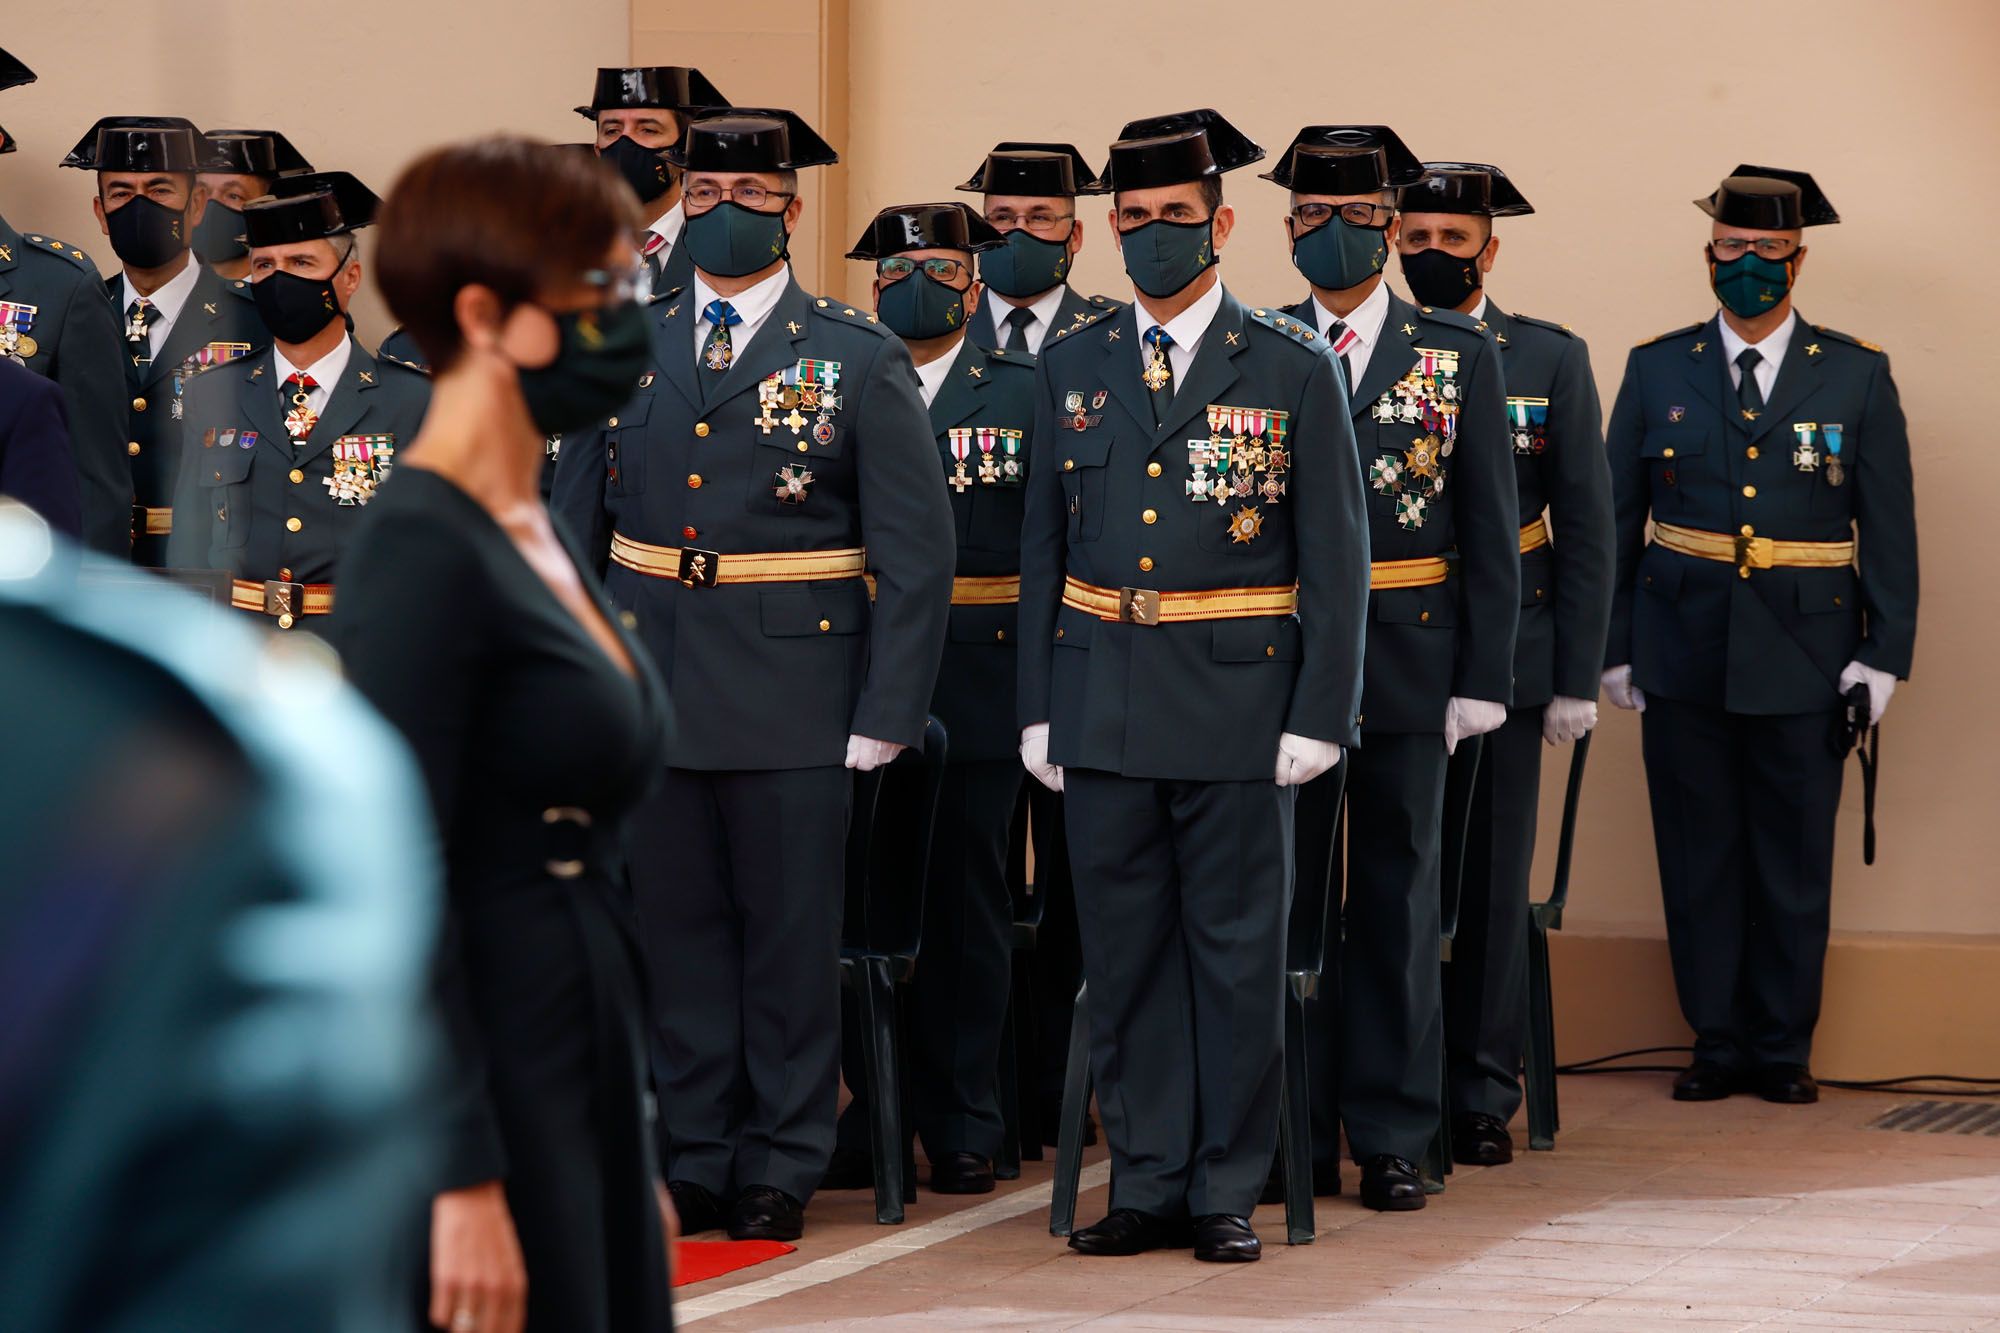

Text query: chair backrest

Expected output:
[1286,761,1346,978]
[841,715,949,960]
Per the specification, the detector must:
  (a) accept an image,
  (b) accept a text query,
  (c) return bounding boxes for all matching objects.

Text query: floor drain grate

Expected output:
[1867,1101,2000,1135]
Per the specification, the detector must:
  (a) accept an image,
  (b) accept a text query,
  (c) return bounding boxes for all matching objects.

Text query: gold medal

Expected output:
[14,335,36,359]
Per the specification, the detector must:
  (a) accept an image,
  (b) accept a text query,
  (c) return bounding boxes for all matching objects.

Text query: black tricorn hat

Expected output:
[847,202,1002,260]
[575,66,728,120]
[956,142,1105,197]
[1260,125,1426,193]
[1696,165,1839,229]
[60,116,203,172]
[246,170,380,245]
[1400,161,1534,218]
[662,106,837,172]
[0,47,31,156]
[1100,109,1263,192]
[201,128,313,178]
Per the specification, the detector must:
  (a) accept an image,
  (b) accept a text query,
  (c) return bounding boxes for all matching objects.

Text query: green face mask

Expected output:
[684,200,790,279]
[1119,217,1215,300]
[1709,247,1796,318]
[1292,217,1387,291]
[979,227,1072,298]
[876,270,967,340]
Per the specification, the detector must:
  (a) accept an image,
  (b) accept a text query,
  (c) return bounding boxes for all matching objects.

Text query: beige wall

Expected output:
[0,0,631,343]
[842,0,2000,950]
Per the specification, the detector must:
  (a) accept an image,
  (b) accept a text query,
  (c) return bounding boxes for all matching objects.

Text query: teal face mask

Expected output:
[684,200,790,279]
[1292,217,1387,291]
[979,228,1073,298]
[876,271,967,340]
[1118,217,1215,300]
[1709,247,1797,318]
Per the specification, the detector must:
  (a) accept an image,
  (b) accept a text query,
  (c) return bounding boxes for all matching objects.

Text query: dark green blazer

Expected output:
[1017,286,1370,781]
[1605,313,1917,712]
[967,283,1121,352]
[1282,288,1519,732]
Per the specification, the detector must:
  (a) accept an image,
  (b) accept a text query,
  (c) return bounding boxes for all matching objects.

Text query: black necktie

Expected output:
[1326,317,1354,394]
[1735,347,1765,422]
[1143,325,1175,426]
[1003,306,1036,355]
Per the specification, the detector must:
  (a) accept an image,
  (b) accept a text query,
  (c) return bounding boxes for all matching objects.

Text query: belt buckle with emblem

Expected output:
[263,579,306,625]
[1117,586,1160,626]
[678,546,720,588]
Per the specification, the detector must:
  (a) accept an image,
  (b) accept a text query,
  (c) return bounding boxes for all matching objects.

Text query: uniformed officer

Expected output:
[0,52,134,557]
[60,116,268,568]
[168,172,427,632]
[823,202,1029,1196]
[1396,162,1615,1166]
[1270,125,1518,1210]
[194,129,312,284]
[1017,108,1368,1262]
[0,357,78,537]
[550,107,954,1243]
[1602,167,1916,1105]
[579,64,730,302]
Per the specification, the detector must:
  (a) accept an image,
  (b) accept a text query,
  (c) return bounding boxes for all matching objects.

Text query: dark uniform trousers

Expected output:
[1606,313,1916,1072]
[1284,289,1519,1171]
[1442,304,1614,1124]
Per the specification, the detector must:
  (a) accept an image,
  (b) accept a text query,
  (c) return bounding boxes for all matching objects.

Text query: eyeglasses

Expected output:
[684,183,796,212]
[580,259,654,305]
[1292,201,1394,229]
[984,208,1074,235]
[1710,237,1800,260]
[877,256,970,284]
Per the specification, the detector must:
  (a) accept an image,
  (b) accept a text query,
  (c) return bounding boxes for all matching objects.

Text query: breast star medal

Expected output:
[1228,505,1264,545]
[774,463,814,503]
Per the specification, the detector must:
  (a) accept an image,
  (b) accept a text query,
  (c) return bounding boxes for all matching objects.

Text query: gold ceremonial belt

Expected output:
[1370,556,1451,590]
[1520,517,1550,554]
[134,505,172,535]
[1651,521,1854,579]
[1061,575,1298,627]
[861,573,1020,604]
[230,578,334,630]
[610,531,866,588]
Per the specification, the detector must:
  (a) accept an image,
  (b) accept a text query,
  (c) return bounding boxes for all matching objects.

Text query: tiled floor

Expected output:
[674,1074,2000,1331]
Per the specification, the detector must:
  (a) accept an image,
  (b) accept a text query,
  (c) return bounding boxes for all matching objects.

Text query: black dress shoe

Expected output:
[1755,1063,1819,1104]
[1039,1095,1098,1148]
[1067,1207,1183,1256]
[1359,1155,1426,1212]
[930,1150,995,1195]
[1193,1214,1261,1263]
[728,1185,804,1241]
[1451,1112,1515,1166]
[1672,1061,1738,1102]
[819,1146,874,1191]
[667,1179,728,1235]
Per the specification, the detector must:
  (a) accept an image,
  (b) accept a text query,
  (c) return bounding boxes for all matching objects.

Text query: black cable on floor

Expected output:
[1554,1046,2000,1095]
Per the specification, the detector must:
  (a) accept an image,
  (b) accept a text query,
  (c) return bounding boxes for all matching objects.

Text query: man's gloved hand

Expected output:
[1838,660,1897,725]
[1444,697,1507,756]
[1019,722,1063,793]
[1601,664,1646,713]
[1542,695,1599,746]
[844,735,906,772]
[1275,733,1343,787]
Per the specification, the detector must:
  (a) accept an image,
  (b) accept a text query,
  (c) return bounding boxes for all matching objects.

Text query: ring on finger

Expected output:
[451,1310,478,1332]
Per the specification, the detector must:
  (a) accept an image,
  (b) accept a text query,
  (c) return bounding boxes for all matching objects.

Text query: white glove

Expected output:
[1542,695,1598,746]
[1838,660,1897,725]
[1019,722,1063,792]
[1444,697,1507,756]
[844,735,906,772]
[1275,733,1343,787]
[1602,665,1646,713]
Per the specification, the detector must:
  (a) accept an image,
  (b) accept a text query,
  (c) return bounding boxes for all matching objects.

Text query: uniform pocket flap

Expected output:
[196,446,255,487]
[606,391,653,431]
[948,602,1019,645]
[1056,433,1113,471]
[1639,549,1685,598]
[1640,427,1707,460]
[1054,603,1095,647]
[1374,585,1456,627]
[1210,616,1301,662]
[1796,575,1856,615]
[759,582,868,637]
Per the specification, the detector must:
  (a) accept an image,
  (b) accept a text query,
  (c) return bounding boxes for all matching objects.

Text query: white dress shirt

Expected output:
[912,337,962,408]
[986,284,1066,355]
[647,199,686,254]
[1132,278,1225,387]
[1467,294,1490,323]
[1718,308,1796,400]
[273,334,353,417]
[1311,278,1391,390]
[691,265,790,364]
[120,257,204,359]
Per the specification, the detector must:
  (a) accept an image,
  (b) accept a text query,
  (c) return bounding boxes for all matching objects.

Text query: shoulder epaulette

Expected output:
[1051,310,1105,341]
[1415,304,1483,333]
[223,277,255,301]
[1247,306,1329,353]
[1813,325,1885,355]
[984,345,1037,371]
[376,349,431,375]
[1637,323,1704,348]
[1511,312,1577,339]
[1085,293,1122,311]
[21,233,99,274]
[809,297,892,336]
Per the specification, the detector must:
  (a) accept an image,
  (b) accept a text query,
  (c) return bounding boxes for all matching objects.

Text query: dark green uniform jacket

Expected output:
[1017,287,1370,781]
[551,272,956,770]
[1482,301,1615,707]
[168,338,431,585]
[0,215,131,556]
[1605,313,1917,711]
[966,284,1121,352]
[1282,289,1518,729]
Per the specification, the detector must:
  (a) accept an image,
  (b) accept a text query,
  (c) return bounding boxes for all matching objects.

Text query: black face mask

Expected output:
[193,202,248,263]
[600,135,673,206]
[1400,245,1485,311]
[254,267,344,344]
[106,195,191,269]
[515,300,654,436]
